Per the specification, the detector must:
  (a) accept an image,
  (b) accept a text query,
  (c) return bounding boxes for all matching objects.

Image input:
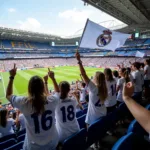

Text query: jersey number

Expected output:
[95,99,102,107]
[31,110,53,134]
[60,105,75,122]
[111,84,116,96]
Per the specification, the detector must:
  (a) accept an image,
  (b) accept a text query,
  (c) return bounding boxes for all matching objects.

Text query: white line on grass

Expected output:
[0,72,6,96]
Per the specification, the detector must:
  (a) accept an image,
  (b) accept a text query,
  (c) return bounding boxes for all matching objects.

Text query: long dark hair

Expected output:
[59,81,70,99]
[121,68,130,83]
[28,76,46,114]
[104,68,114,82]
[0,108,7,128]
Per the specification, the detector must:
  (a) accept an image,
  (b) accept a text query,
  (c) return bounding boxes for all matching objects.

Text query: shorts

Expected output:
[144,80,150,88]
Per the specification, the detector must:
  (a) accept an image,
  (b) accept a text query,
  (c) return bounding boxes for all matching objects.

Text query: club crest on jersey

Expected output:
[96,30,112,47]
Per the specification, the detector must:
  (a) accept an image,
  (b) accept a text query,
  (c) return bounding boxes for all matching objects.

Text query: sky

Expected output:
[0,0,124,37]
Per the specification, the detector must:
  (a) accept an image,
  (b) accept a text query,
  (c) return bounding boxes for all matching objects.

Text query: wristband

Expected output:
[9,76,14,80]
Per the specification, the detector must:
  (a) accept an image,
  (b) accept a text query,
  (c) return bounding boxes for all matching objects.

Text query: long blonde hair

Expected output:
[28,76,47,114]
[95,72,108,102]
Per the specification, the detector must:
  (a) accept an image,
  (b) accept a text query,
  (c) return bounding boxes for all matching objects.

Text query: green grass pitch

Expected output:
[0,66,104,104]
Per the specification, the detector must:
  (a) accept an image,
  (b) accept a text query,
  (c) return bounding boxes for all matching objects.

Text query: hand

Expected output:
[48,68,55,79]
[123,82,134,100]
[75,51,81,61]
[43,75,48,82]
[9,64,17,77]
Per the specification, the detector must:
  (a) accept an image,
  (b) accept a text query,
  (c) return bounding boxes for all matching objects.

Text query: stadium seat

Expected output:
[127,120,148,136]
[0,134,16,142]
[112,132,150,150]
[77,114,86,129]
[17,134,25,143]
[146,104,150,110]
[17,129,26,137]
[0,138,16,149]
[76,110,83,118]
[62,128,87,150]
[83,108,88,115]
[4,141,24,150]
[86,116,108,148]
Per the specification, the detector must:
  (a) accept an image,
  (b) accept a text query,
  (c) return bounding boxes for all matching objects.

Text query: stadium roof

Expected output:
[83,0,150,33]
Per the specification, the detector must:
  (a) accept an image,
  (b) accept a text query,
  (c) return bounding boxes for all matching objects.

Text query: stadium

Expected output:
[0,0,150,149]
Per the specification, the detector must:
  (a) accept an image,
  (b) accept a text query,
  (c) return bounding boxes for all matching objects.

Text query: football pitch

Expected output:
[0,66,104,104]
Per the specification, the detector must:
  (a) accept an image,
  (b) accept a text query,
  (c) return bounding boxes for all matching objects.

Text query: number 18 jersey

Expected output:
[55,93,80,142]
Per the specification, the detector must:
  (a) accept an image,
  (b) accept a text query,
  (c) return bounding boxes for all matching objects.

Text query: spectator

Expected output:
[0,108,15,137]
[75,52,107,125]
[104,68,117,113]
[144,59,150,100]
[54,81,81,143]
[116,68,130,106]
[113,70,119,83]
[6,64,59,150]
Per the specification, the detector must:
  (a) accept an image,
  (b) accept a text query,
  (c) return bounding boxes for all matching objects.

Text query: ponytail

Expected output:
[59,81,70,100]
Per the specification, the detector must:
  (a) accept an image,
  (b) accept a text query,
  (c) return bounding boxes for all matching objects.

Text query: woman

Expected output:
[116,68,130,106]
[104,68,117,113]
[0,108,15,137]
[144,59,150,100]
[6,64,59,150]
[75,52,107,125]
[54,81,81,143]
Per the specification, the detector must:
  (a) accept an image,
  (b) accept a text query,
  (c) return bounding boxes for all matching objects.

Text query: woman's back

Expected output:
[10,95,59,146]
[55,96,80,142]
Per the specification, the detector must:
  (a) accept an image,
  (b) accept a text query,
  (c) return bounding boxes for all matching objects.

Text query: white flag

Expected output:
[135,51,145,58]
[79,19,130,51]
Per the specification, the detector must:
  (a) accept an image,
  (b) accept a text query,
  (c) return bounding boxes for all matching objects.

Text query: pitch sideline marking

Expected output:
[0,72,6,96]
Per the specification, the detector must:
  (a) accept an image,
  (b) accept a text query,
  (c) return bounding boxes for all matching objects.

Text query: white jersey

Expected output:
[144,65,150,80]
[131,70,142,92]
[117,77,125,102]
[104,80,117,107]
[114,77,119,83]
[10,95,59,148]
[80,87,87,102]
[86,81,107,125]
[55,93,80,142]
[19,114,25,130]
[0,118,14,137]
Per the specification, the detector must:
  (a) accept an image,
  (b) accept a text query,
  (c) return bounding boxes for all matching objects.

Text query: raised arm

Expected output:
[6,64,17,101]
[123,82,150,133]
[73,91,83,110]
[43,75,49,95]
[75,52,90,84]
[48,68,59,93]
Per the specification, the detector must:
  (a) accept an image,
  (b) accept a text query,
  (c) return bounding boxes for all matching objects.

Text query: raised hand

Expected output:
[9,64,17,77]
[75,51,81,61]
[123,82,134,99]
[43,75,48,83]
[48,68,55,79]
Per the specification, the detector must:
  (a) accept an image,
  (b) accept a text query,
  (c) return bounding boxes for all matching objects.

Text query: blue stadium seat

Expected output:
[127,120,147,136]
[112,132,150,150]
[62,128,87,150]
[146,104,150,110]
[4,141,24,150]
[17,129,26,137]
[17,134,25,143]
[76,110,83,118]
[0,138,16,149]
[86,116,107,148]
[77,114,86,129]
[0,134,16,142]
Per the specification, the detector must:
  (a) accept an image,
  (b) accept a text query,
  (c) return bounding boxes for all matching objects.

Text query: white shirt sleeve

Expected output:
[10,95,26,111]
[117,78,122,87]
[87,80,97,92]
